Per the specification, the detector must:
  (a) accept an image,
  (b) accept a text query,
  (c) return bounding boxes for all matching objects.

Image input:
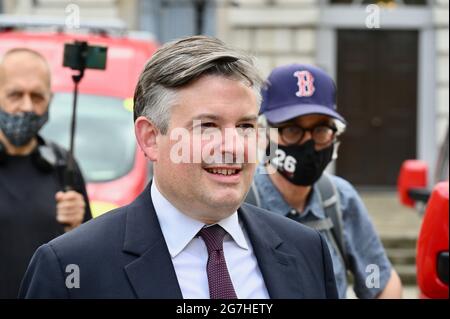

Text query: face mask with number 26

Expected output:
[266,139,334,186]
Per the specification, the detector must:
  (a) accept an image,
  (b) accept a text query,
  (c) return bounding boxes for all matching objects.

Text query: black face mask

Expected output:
[265,139,334,186]
[0,108,49,147]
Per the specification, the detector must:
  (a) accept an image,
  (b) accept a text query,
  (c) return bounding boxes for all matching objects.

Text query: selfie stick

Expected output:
[65,41,87,190]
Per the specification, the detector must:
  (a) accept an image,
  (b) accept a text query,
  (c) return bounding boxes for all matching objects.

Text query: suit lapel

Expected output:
[239,204,305,299]
[122,183,183,299]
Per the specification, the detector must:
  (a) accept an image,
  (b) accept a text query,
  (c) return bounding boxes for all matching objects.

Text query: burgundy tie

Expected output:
[199,225,238,299]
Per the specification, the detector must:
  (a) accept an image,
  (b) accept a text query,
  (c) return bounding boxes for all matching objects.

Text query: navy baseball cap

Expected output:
[260,64,346,124]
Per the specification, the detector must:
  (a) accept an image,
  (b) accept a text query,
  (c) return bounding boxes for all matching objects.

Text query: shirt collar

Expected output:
[217,212,248,251]
[151,180,248,258]
[254,165,326,219]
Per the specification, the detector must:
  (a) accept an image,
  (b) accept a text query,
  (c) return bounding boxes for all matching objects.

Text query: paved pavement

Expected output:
[359,190,422,240]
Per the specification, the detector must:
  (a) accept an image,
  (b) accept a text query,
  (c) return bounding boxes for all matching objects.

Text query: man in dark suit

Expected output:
[19,36,338,299]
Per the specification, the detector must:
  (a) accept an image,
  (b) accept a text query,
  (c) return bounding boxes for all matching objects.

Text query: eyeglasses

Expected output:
[271,123,338,146]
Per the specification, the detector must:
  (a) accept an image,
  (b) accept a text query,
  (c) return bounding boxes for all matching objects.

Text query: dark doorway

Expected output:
[336,30,418,187]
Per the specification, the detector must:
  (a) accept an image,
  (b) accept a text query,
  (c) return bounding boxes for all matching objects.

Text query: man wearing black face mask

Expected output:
[0,48,91,298]
[252,64,402,299]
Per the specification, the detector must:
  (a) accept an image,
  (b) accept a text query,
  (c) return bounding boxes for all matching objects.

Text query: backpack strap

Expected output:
[316,173,350,270]
[42,137,69,190]
[302,217,334,232]
[47,141,67,167]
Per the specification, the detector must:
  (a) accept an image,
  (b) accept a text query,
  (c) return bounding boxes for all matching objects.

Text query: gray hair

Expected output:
[133,35,263,134]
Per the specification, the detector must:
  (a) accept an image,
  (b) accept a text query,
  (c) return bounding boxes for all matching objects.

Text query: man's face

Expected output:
[0,52,51,116]
[154,75,259,222]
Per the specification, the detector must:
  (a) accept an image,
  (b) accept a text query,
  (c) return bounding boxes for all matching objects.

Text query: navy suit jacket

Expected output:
[19,184,338,299]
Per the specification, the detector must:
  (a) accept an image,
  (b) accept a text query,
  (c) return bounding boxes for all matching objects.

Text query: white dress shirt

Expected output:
[151,181,270,299]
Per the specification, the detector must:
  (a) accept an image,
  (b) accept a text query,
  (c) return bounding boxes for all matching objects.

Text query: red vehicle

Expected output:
[397,127,449,299]
[0,21,158,217]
